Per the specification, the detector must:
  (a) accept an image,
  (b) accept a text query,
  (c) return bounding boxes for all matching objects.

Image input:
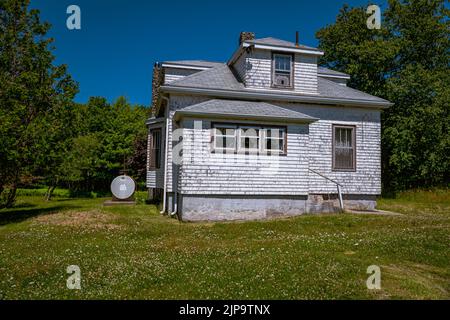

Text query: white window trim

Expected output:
[237,126,261,153]
[262,128,286,154]
[213,124,237,152]
[272,53,293,88]
[274,54,292,72]
[332,124,356,171]
[212,124,287,155]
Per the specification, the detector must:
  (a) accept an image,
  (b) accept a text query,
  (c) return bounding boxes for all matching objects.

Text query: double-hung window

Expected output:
[212,123,286,155]
[149,129,161,169]
[263,128,285,154]
[213,125,237,152]
[333,125,356,171]
[238,127,260,153]
[272,53,293,88]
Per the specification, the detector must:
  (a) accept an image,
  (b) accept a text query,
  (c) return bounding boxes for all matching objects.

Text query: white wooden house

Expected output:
[146,32,392,221]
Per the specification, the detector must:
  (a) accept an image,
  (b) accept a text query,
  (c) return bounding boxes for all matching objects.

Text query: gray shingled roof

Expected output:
[317,77,385,102]
[169,64,245,90]
[246,37,321,52]
[175,99,318,123]
[162,60,224,68]
[318,67,350,78]
[166,64,389,104]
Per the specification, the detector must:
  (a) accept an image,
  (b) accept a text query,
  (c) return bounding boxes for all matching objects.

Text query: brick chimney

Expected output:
[239,32,255,45]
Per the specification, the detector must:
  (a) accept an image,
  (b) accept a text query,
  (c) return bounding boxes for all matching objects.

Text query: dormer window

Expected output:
[272,53,293,88]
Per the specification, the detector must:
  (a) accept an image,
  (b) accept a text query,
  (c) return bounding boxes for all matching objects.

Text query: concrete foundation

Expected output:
[179,195,308,222]
[148,189,378,221]
[306,194,377,213]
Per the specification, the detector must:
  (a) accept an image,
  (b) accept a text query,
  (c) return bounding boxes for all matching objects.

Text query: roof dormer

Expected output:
[229,32,323,95]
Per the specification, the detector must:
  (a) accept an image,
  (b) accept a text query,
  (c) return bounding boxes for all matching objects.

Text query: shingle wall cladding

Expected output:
[235,49,318,94]
[147,95,381,197]
[164,67,199,84]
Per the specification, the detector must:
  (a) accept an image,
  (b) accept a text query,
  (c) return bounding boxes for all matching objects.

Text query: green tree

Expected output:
[316,0,449,192]
[0,0,78,207]
[59,97,148,193]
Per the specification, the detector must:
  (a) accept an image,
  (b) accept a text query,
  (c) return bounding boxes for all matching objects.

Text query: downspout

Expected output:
[170,187,178,217]
[170,121,180,217]
[160,96,170,214]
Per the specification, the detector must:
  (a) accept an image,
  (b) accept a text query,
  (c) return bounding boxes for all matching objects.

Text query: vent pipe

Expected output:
[295,31,299,47]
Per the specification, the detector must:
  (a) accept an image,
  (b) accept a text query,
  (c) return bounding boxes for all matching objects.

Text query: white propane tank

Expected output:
[111,175,136,200]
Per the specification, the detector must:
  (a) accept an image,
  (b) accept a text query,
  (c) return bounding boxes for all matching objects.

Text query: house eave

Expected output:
[161,85,393,109]
[243,42,324,56]
[145,117,165,126]
[161,63,210,71]
[174,111,319,123]
[318,73,351,80]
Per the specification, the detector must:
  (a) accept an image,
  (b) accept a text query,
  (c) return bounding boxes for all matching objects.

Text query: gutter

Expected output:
[318,73,351,80]
[242,42,324,56]
[161,85,393,109]
[161,63,210,71]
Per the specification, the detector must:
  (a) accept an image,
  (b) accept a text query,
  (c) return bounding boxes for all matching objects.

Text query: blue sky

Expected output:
[33,0,388,106]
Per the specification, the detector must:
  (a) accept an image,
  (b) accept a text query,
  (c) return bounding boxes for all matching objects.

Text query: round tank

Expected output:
[111,175,136,200]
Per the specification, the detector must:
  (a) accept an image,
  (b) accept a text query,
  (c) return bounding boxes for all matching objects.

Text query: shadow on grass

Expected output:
[0,205,80,226]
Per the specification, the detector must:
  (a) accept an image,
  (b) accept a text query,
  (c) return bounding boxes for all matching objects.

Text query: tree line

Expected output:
[316,0,449,193]
[0,0,148,207]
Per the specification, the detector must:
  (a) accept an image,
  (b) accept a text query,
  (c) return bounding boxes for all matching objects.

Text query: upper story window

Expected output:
[212,123,286,155]
[332,125,356,171]
[272,53,293,88]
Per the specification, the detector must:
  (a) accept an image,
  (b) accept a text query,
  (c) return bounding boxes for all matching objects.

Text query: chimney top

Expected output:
[239,32,255,45]
[295,31,299,47]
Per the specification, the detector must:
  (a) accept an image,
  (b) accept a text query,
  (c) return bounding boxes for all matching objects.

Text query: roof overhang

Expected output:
[227,43,324,66]
[161,63,210,71]
[161,85,393,109]
[145,117,165,126]
[318,73,351,80]
[242,42,324,56]
[174,110,318,123]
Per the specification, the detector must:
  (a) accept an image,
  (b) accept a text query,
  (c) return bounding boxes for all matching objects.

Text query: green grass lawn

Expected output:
[0,190,449,299]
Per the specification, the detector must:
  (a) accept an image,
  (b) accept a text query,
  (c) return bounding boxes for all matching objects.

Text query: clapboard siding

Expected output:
[235,49,318,94]
[164,67,199,84]
[165,95,209,192]
[276,103,382,195]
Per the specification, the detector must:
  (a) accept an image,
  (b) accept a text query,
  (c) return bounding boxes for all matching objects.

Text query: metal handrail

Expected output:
[308,168,344,212]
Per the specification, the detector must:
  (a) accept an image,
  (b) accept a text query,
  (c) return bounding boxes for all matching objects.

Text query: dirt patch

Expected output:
[35,210,121,230]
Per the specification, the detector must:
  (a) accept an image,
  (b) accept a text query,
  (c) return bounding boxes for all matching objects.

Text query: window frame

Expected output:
[332,124,356,172]
[211,122,287,155]
[262,127,287,155]
[211,124,238,153]
[149,128,162,170]
[271,52,294,89]
[237,125,261,154]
